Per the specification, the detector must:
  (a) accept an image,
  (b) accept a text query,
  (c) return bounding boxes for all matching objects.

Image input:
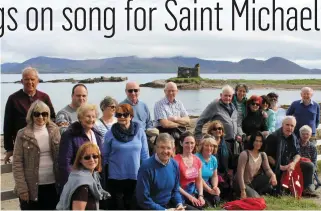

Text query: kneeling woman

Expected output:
[56,143,110,210]
[174,132,205,209]
[234,132,277,198]
[196,135,220,207]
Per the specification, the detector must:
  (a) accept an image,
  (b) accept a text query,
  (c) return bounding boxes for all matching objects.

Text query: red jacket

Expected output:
[222,198,266,210]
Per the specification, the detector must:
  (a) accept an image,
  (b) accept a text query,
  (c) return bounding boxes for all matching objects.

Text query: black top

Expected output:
[71,185,96,210]
[242,110,268,136]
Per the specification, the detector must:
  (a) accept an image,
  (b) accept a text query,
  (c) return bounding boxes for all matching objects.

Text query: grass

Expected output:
[166,77,321,85]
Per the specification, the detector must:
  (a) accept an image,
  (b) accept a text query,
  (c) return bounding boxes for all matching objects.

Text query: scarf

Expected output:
[232,95,247,118]
[216,137,230,174]
[111,121,139,143]
[56,169,110,210]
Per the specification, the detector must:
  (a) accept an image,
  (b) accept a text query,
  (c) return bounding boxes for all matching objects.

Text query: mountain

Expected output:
[1,56,321,74]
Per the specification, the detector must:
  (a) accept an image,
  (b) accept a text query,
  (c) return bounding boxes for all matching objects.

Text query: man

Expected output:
[120,81,153,130]
[286,87,320,137]
[195,85,242,144]
[154,82,190,130]
[56,84,88,132]
[265,116,315,194]
[3,67,55,163]
[136,133,185,210]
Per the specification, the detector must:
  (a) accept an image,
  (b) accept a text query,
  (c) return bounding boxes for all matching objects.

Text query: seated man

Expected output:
[136,133,185,210]
[154,82,190,147]
[265,116,315,194]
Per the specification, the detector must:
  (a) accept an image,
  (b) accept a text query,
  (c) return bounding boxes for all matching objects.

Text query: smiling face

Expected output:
[115,106,133,128]
[253,136,263,151]
[80,148,99,171]
[210,123,224,139]
[250,100,260,112]
[156,140,173,163]
[236,86,247,101]
[22,70,39,94]
[301,89,313,103]
[262,101,269,110]
[181,136,196,154]
[79,110,96,130]
[220,89,233,104]
[164,82,178,103]
[202,140,218,157]
[33,109,49,126]
[103,103,116,118]
[126,82,140,103]
[72,86,88,108]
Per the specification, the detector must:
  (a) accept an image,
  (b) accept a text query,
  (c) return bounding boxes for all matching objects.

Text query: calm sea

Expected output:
[1,73,321,133]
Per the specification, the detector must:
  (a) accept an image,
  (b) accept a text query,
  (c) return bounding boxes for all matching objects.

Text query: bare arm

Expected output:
[159,119,179,128]
[268,156,276,166]
[72,201,87,211]
[170,116,190,126]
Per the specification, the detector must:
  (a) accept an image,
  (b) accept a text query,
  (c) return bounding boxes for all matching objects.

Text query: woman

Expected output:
[207,120,233,200]
[261,95,276,133]
[174,131,205,209]
[299,125,318,194]
[232,84,248,131]
[267,92,286,130]
[13,100,60,210]
[195,135,220,207]
[56,143,110,210]
[103,103,149,210]
[95,96,118,139]
[235,131,277,198]
[242,95,268,145]
[58,104,103,190]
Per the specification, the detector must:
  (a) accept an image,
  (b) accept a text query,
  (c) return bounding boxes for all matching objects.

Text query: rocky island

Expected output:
[3,76,128,84]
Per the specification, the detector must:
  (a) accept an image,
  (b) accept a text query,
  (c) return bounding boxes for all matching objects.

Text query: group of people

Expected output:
[3,67,320,210]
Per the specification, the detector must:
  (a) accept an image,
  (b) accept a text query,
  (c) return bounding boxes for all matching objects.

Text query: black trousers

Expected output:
[107,179,137,210]
[234,174,272,198]
[19,183,58,210]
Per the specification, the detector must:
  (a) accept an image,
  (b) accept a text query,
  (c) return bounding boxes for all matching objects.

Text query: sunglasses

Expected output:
[33,111,49,118]
[212,127,223,131]
[127,89,139,93]
[115,112,130,118]
[107,106,116,109]
[251,103,260,106]
[83,154,99,160]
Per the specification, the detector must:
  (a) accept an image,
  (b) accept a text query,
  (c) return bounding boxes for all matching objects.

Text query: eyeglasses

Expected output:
[127,89,139,93]
[251,103,260,106]
[107,106,116,109]
[212,127,223,131]
[115,112,130,118]
[33,112,49,118]
[83,154,99,160]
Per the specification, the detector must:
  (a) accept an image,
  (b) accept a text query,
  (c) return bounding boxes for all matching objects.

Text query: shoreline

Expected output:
[140,78,321,90]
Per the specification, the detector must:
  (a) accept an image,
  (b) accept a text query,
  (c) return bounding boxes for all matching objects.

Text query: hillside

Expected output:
[1,56,321,74]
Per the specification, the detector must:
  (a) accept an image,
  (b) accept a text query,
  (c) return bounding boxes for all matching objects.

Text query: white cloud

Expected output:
[1,0,321,68]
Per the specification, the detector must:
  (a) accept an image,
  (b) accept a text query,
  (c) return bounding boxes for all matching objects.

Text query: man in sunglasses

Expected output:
[120,81,153,130]
[56,84,88,133]
[286,87,320,138]
[3,67,55,164]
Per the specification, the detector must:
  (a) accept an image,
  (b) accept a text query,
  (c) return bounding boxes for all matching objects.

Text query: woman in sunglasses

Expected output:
[242,95,268,148]
[57,143,110,210]
[13,100,60,210]
[207,120,233,200]
[260,95,276,133]
[195,135,220,207]
[58,104,103,192]
[234,131,277,199]
[103,103,149,210]
[95,96,118,139]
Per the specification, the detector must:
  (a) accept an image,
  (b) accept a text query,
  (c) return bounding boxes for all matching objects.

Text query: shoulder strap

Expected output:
[246,150,250,166]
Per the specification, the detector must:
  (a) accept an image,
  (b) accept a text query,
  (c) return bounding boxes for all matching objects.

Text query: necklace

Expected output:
[182,155,194,168]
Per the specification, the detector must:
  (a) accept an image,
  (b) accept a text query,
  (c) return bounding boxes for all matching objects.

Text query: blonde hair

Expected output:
[198,136,217,154]
[26,100,51,125]
[77,104,99,120]
[73,143,102,172]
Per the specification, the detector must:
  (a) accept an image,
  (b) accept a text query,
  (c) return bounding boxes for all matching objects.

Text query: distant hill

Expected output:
[1,56,321,74]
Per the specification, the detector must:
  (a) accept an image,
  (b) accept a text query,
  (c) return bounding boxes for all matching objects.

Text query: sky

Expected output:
[1,0,321,69]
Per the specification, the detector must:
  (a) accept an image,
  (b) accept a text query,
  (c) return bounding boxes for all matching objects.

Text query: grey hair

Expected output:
[299,125,312,135]
[26,100,51,125]
[282,115,297,126]
[156,133,175,147]
[301,87,313,93]
[100,96,118,111]
[164,82,177,90]
[22,67,39,78]
[221,85,234,94]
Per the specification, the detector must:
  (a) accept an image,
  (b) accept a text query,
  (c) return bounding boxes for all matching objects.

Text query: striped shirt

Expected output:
[299,141,317,166]
[154,97,188,127]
